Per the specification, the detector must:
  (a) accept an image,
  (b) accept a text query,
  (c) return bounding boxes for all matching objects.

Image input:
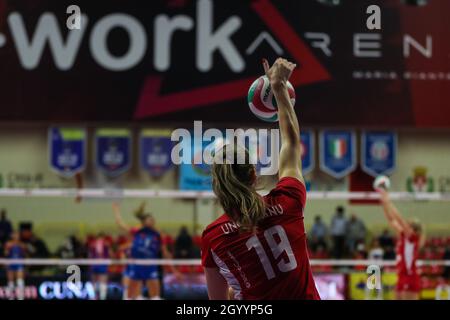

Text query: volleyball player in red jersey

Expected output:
[377,189,425,300]
[201,58,320,300]
[88,232,112,300]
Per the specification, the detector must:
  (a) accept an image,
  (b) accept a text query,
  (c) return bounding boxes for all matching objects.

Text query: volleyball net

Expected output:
[1,187,449,300]
[0,258,449,266]
[1,188,450,200]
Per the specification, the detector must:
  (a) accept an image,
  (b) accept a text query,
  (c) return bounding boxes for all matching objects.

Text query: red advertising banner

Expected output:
[0,0,449,127]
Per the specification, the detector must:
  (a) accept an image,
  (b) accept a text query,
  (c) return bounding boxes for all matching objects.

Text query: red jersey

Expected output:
[201,177,320,300]
[396,232,420,276]
[88,238,110,259]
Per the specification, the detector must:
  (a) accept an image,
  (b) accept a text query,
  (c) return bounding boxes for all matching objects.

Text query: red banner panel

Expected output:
[0,0,449,127]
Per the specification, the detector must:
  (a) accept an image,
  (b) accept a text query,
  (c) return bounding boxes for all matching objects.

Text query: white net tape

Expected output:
[0,258,449,266]
[2,190,449,270]
[1,188,450,201]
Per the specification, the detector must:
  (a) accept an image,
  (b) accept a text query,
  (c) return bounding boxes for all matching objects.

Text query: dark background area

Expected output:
[0,0,449,127]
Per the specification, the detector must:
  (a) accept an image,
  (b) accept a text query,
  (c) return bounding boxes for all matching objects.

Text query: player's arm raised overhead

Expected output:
[378,189,413,236]
[263,58,303,183]
[112,202,131,233]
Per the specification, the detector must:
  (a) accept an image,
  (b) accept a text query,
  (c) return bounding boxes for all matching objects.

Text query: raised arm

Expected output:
[378,189,413,237]
[112,202,131,233]
[263,58,303,183]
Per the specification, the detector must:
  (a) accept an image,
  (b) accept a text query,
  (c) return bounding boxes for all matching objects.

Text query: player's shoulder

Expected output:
[135,227,152,237]
[129,227,139,235]
[409,231,420,242]
[265,176,306,200]
[150,228,161,238]
[401,231,419,242]
[202,214,230,239]
[271,176,305,191]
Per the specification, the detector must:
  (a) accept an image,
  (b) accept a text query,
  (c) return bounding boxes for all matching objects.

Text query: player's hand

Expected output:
[262,58,296,91]
[377,188,389,203]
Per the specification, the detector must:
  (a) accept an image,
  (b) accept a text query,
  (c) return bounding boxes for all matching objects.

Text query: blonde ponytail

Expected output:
[134,201,150,222]
[212,146,265,231]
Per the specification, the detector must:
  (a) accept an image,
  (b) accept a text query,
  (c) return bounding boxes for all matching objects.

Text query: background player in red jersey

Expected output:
[88,232,112,300]
[201,58,320,300]
[377,189,425,300]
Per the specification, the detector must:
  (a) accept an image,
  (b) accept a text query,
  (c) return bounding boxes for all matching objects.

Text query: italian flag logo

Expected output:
[329,138,347,159]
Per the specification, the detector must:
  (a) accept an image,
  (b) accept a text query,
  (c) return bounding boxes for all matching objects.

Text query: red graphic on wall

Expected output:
[133,0,331,119]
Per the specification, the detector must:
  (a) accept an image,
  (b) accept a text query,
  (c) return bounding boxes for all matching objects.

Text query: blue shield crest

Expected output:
[95,129,132,177]
[49,127,86,178]
[361,131,397,177]
[140,130,174,178]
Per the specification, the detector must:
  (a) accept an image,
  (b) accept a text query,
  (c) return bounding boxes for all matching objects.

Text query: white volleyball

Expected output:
[373,175,391,191]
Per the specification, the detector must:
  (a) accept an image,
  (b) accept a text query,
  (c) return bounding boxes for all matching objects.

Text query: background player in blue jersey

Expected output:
[113,202,181,300]
[4,231,27,300]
